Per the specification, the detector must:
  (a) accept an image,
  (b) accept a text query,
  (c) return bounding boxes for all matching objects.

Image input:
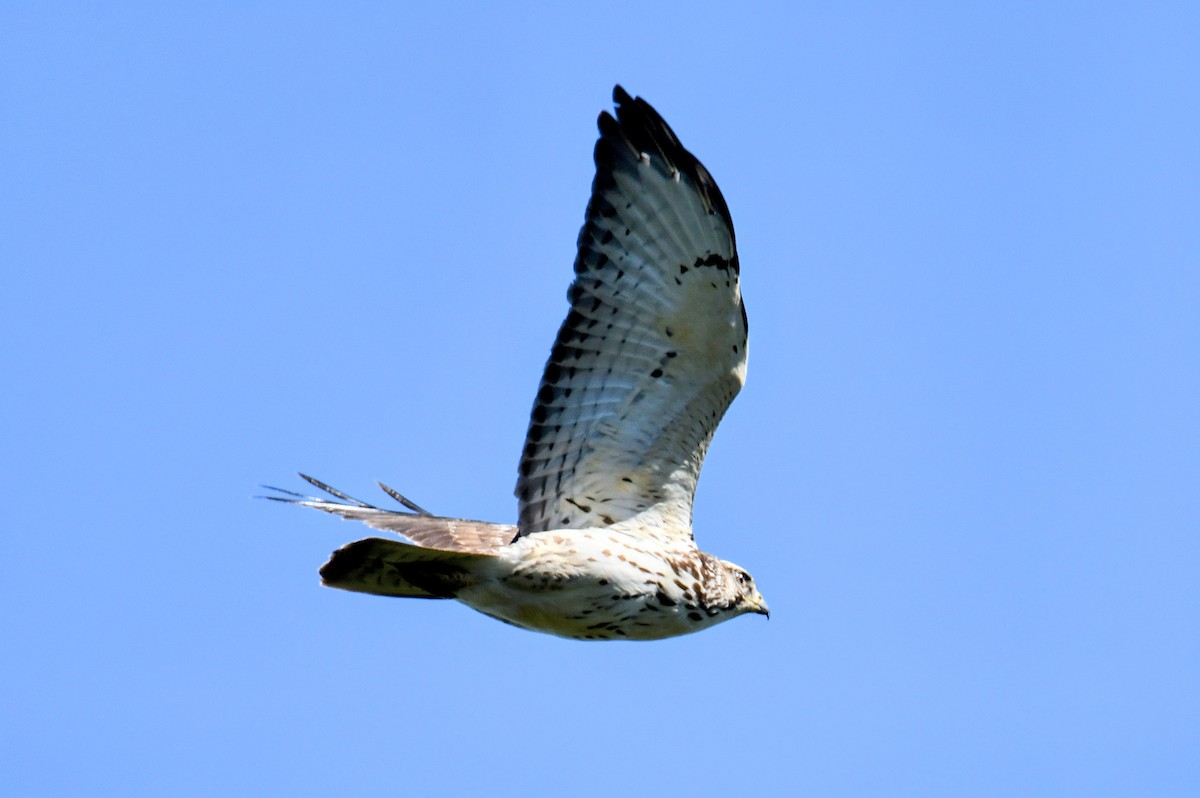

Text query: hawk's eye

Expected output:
[736,570,750,585]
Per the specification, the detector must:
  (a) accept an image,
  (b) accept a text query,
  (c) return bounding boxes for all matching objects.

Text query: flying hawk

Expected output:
[267,86,767,640]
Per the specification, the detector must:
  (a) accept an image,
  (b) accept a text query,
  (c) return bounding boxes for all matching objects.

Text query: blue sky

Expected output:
[3,3,1197,795]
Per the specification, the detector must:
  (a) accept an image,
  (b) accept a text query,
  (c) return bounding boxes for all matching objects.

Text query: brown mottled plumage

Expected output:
[266,86,767,640]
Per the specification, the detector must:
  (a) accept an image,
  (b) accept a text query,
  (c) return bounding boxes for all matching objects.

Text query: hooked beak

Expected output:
[749,592,770,619]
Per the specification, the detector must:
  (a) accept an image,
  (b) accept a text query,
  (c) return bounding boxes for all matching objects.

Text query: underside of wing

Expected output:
[515,86,747,538]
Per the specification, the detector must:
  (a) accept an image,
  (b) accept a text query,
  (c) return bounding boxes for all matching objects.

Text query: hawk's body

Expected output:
[268,87,768,640]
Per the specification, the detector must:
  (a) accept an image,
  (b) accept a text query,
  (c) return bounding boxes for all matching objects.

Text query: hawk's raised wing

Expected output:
[515,86,747,539]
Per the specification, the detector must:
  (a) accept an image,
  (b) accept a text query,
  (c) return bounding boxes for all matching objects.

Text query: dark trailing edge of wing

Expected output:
[591,85,738,267]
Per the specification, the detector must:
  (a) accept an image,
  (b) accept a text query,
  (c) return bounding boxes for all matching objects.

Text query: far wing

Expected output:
[265,475,516,552]
[515,86,747,540]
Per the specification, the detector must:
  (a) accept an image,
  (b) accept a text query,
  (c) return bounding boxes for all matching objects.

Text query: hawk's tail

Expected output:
[261,474,515,598]
[318,537,494,599]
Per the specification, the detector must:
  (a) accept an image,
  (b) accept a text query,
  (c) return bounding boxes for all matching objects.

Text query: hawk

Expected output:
[267,86,768,640]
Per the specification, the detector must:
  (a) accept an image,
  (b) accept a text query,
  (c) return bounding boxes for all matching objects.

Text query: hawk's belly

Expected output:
[459,583,715,641]
[454,530,724,641]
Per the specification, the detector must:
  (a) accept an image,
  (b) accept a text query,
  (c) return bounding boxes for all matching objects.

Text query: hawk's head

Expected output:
[708,557,770,620]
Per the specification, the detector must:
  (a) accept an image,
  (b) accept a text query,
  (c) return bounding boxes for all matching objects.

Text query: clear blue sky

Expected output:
[3,3,1197,796]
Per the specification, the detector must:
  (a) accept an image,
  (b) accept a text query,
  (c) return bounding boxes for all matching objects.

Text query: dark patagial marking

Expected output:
[688,611,703,622]
[693,253,730,270]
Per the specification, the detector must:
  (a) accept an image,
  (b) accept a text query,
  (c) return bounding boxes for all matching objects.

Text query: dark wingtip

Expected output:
[257,483,311,504]
[595,86,736,244]
[260,483,306,498]
[298,473,374,507]
[376,481,432,516]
